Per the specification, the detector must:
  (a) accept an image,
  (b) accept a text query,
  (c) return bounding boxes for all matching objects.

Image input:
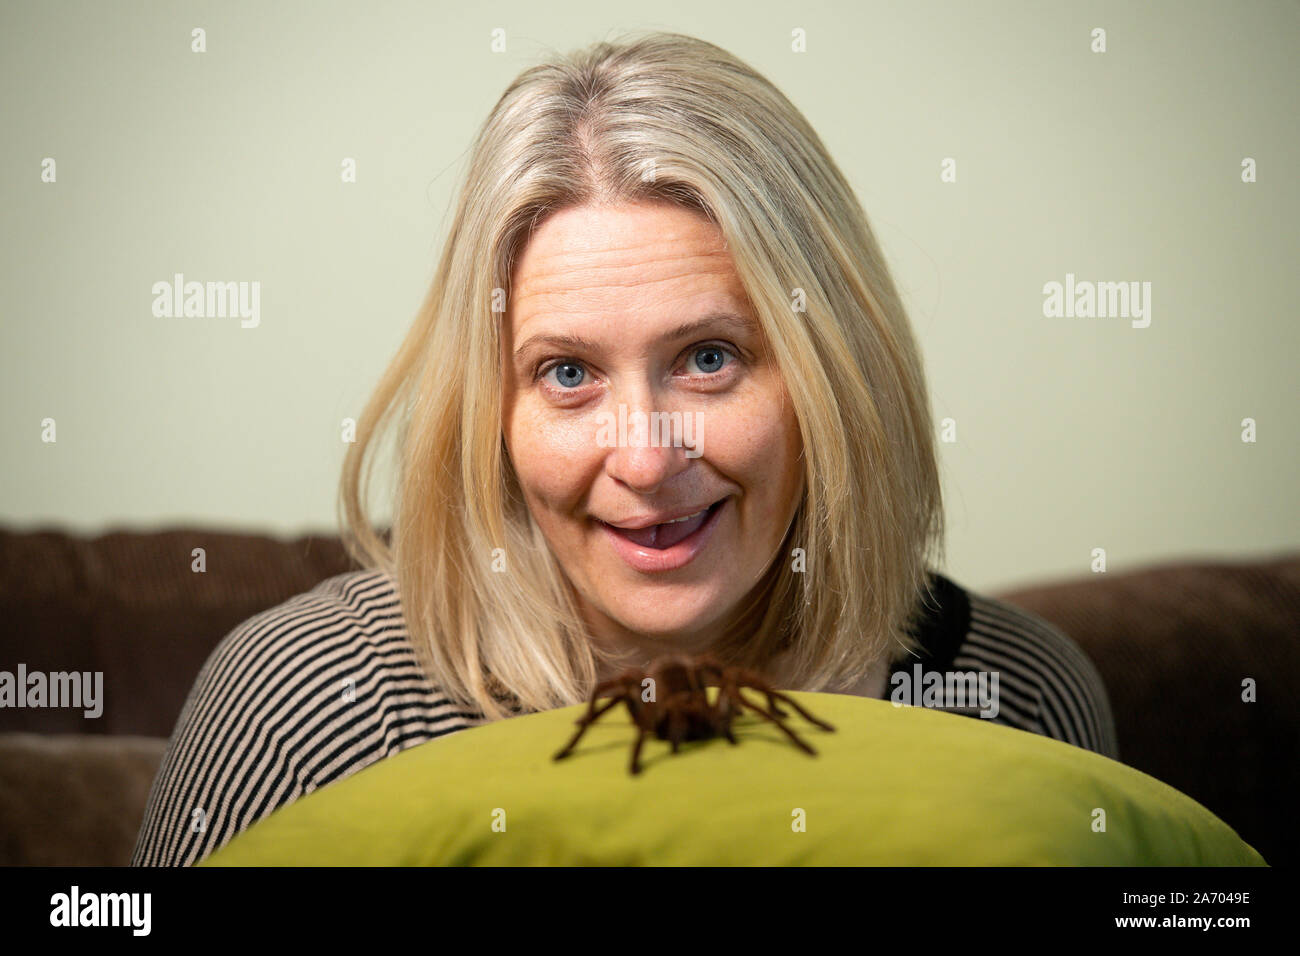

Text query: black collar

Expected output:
[889,571,970,677]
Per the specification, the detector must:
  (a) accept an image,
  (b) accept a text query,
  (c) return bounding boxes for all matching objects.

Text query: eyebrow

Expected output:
[511,311,758,365]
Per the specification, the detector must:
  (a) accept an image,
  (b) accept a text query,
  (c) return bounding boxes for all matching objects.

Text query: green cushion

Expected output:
[199,692,1267,866]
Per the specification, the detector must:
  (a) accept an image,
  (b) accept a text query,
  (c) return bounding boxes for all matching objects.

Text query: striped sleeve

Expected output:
[129,570,482,866]
[956,593,1120,760]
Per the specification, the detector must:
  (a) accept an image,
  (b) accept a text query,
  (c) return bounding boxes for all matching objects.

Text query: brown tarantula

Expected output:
[553,654,835,775]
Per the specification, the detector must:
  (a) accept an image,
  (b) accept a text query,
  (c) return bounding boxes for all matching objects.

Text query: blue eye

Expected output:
[688,345,731,374]
[544,362,586,388]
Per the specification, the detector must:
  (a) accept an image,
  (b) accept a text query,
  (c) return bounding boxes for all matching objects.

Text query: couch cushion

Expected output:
[0,733,167,866]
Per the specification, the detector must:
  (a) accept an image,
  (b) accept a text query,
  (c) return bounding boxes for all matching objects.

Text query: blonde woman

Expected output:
[132,30,1118,867]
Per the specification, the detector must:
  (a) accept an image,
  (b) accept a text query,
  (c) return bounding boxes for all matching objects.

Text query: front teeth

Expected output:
[663,508,706,524]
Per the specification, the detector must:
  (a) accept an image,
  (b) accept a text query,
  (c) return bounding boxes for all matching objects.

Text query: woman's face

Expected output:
[501,200,804,660]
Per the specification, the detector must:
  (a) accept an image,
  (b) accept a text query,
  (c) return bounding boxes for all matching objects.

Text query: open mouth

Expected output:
[600,497,728,551]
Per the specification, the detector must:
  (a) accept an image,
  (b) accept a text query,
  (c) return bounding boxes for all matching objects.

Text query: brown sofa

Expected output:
[1,527,1295,866]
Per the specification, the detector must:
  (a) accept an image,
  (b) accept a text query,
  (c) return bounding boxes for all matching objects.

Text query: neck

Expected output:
[584,610,717,684]
[582,557,787,685]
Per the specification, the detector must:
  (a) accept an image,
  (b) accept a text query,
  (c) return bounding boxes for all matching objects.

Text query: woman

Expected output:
[132,30,1117,867]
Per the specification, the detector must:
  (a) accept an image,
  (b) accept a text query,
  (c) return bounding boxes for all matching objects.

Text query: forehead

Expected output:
[508,201,746,318]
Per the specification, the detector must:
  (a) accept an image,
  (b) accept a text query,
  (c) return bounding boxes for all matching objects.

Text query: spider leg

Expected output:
[553,695,623,760]
[667,708,686,753]
[712,666,789,717]
[696,663,726,695]
[695,666,725,718]
[565,677,633,728]
[762,690,836,732]
[715,699,738,744]
[629,725,648,775]
[585,676,637,710]
[732,690,819,755]
[705,683,737,743]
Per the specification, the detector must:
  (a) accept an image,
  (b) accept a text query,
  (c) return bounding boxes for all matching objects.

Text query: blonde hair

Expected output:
[338,30,945,720]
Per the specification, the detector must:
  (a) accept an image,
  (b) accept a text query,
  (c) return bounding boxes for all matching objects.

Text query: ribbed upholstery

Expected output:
[0,527,358,736]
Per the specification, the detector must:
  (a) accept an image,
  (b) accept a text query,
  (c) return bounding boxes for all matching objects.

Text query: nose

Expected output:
[601,397,693,495]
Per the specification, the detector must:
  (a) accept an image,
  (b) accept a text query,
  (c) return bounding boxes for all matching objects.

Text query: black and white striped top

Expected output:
[130,568,1119,866]
[889,571,1119,759]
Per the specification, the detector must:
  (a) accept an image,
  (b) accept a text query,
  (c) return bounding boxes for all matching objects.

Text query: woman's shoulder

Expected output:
[236,567,402,637]
[899,571,1120,760]
[191,566,483,739]
[189,569,404,694]
[130,569,482,866]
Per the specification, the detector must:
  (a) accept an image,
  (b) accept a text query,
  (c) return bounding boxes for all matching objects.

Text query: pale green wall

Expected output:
[2,0,1295,593]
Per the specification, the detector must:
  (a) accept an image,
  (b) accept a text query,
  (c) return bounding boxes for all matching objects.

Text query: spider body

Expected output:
[553,654,835,775]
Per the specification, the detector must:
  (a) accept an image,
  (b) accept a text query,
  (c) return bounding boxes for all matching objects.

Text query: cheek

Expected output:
[707,393,802,508]
[505,396,600,512]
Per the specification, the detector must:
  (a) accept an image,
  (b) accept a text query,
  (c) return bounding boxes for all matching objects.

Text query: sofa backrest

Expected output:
[997,553,1299,867]
[2,527,1295,865]
[0,527,358,736]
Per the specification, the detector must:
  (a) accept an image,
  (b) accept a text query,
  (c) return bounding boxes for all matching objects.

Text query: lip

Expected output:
[598,497,729,573]
[602,502,717,530]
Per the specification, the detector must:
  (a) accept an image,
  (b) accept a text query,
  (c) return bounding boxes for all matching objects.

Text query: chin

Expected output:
[597,587,734,645]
